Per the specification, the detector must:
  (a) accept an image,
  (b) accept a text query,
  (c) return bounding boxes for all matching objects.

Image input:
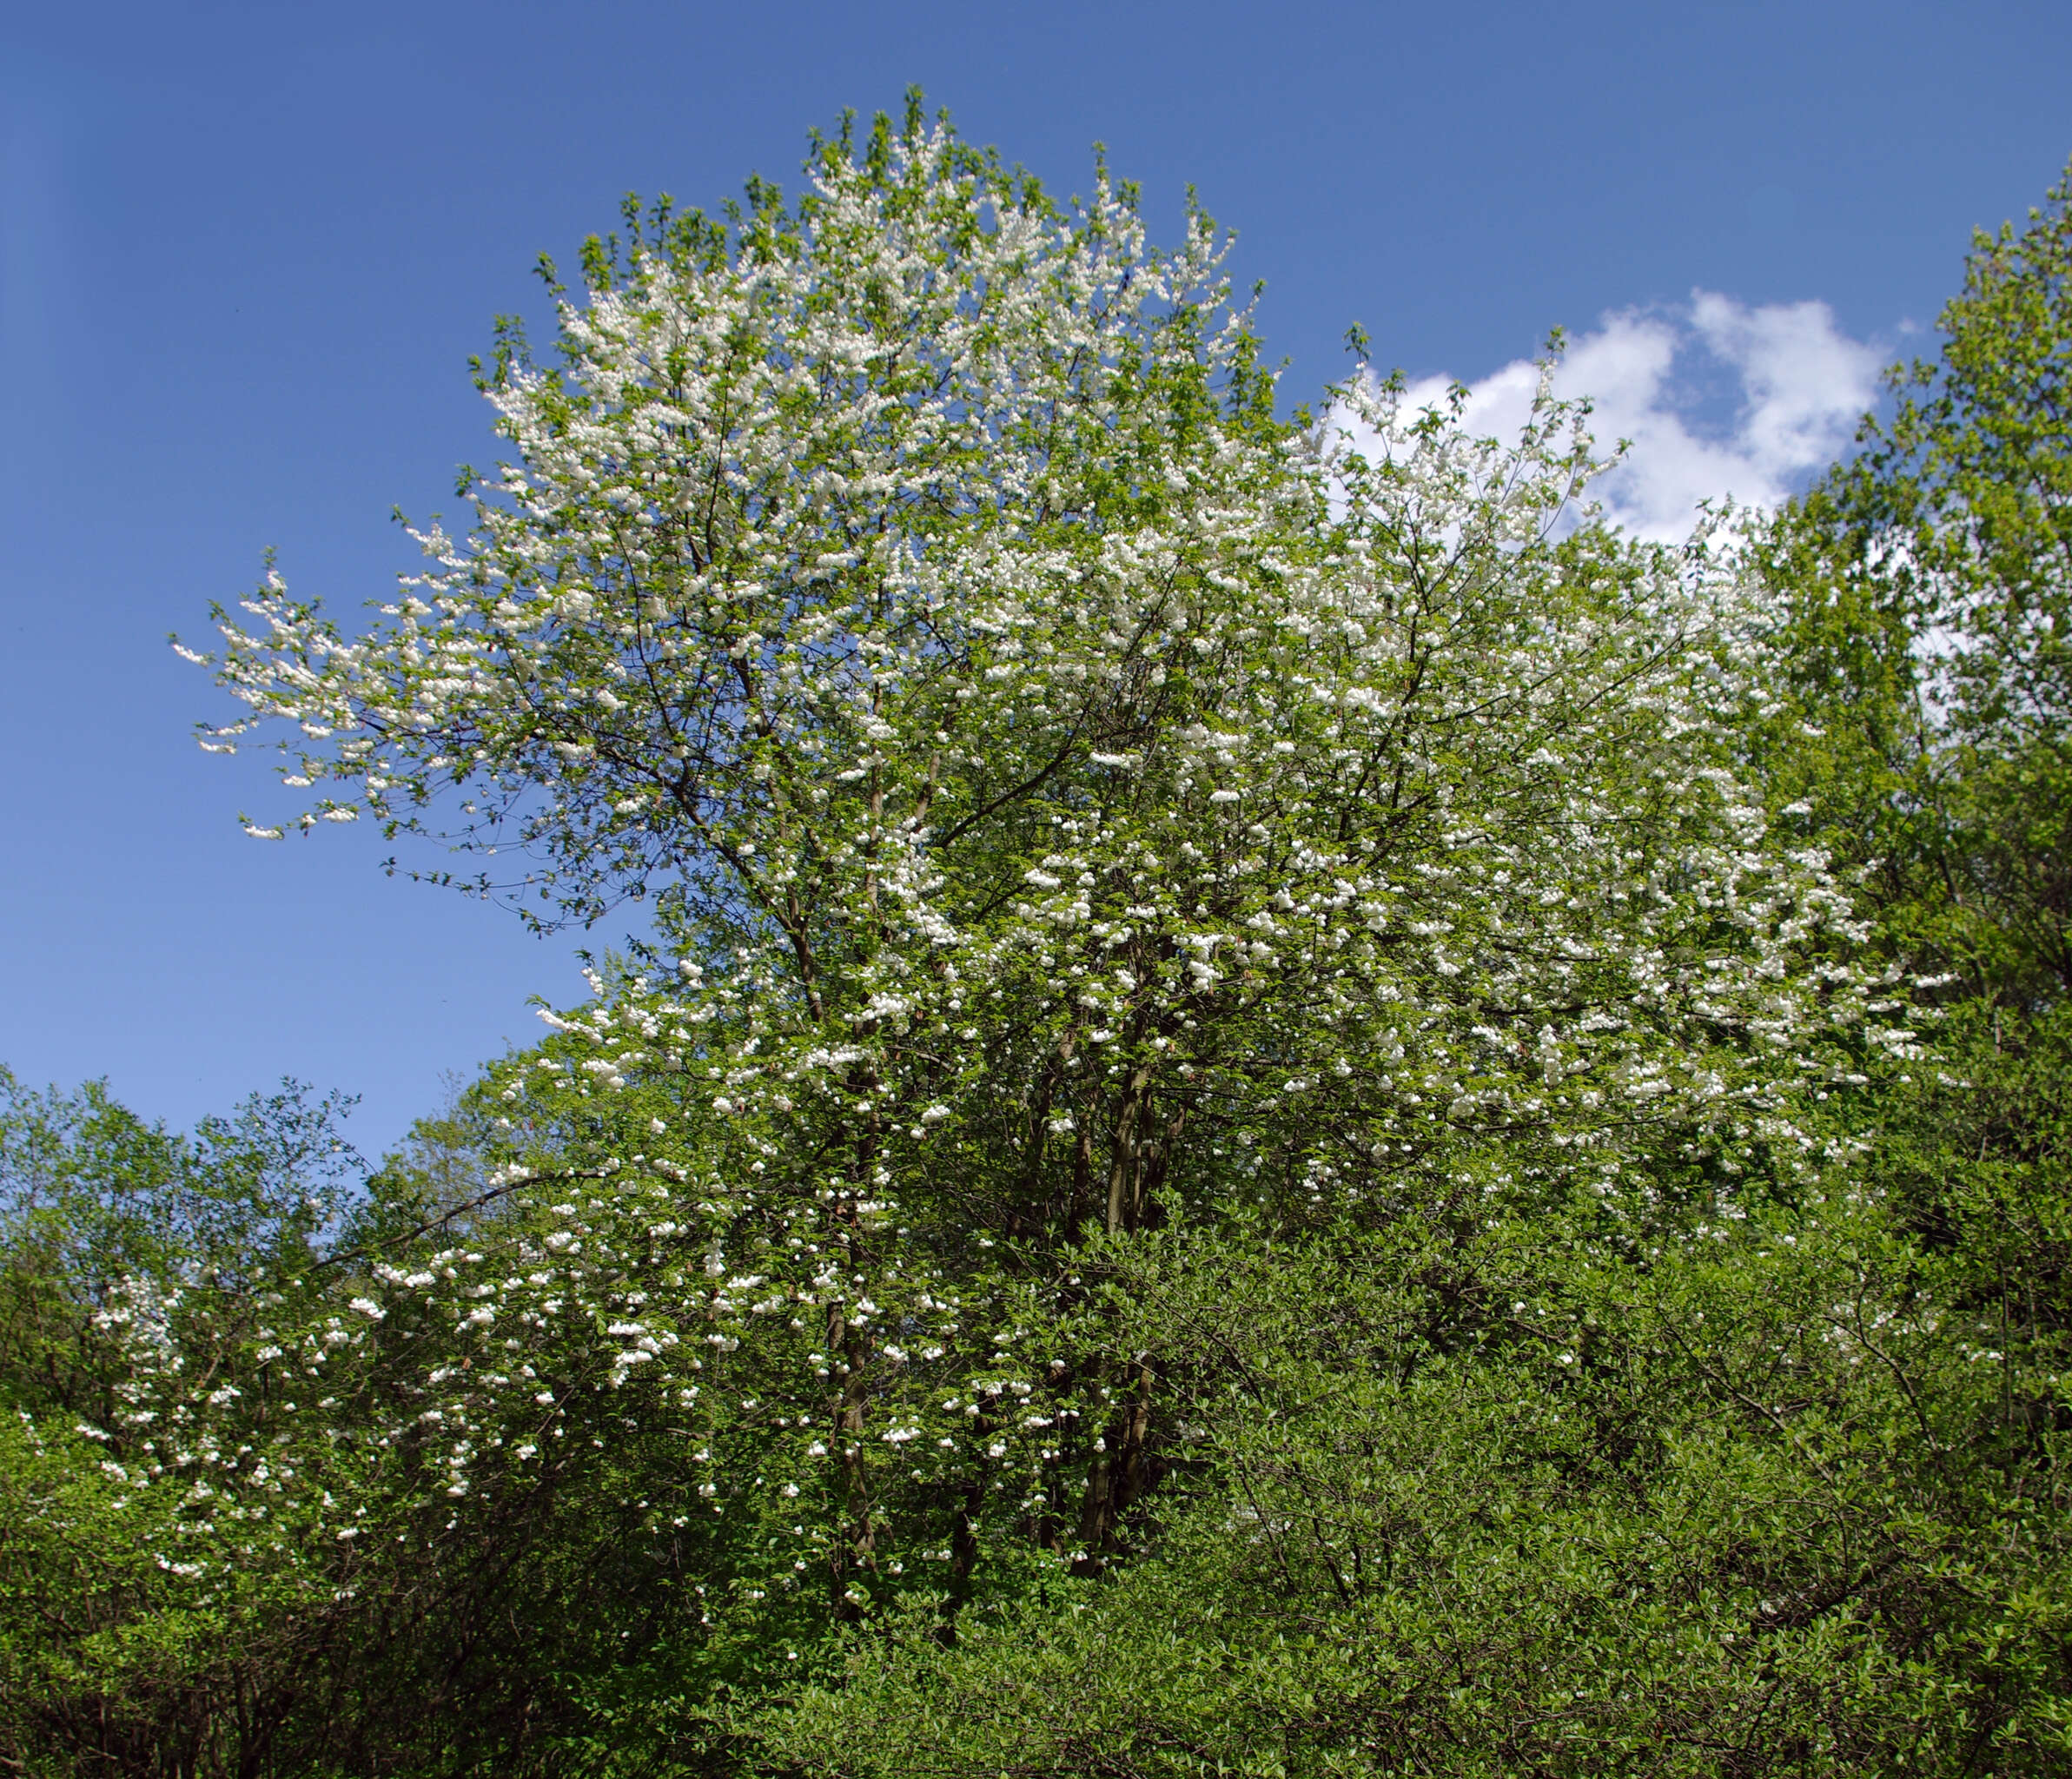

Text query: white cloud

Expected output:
[1385,292,1883,542]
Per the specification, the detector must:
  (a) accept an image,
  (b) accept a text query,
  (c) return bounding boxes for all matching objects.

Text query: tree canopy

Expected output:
[5,111,2069,1778]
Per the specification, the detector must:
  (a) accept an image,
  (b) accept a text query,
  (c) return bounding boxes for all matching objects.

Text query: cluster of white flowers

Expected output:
[149,113,1903,1612]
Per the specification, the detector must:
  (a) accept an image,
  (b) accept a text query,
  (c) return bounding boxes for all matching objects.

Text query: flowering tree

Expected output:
[141,102,1908,1762]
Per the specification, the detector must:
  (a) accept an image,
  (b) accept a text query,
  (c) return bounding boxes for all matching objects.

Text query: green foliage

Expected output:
[0,1068,360,1420]
[1758,156,2072,1003]
[7,116,2072,1778]
[771,1153,2072,1775]
[0,1075,369,1774]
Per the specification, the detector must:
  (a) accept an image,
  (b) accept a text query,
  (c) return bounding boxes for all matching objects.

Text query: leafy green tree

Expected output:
[1757,157,2072,1005]
[1751,153,2072,1476]
[1687,153,2072,1776]
[0,1075,367,1776]
[0,1068,360,1419]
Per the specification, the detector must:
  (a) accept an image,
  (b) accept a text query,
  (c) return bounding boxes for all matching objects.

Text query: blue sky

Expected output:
[2,0,2067,1160]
